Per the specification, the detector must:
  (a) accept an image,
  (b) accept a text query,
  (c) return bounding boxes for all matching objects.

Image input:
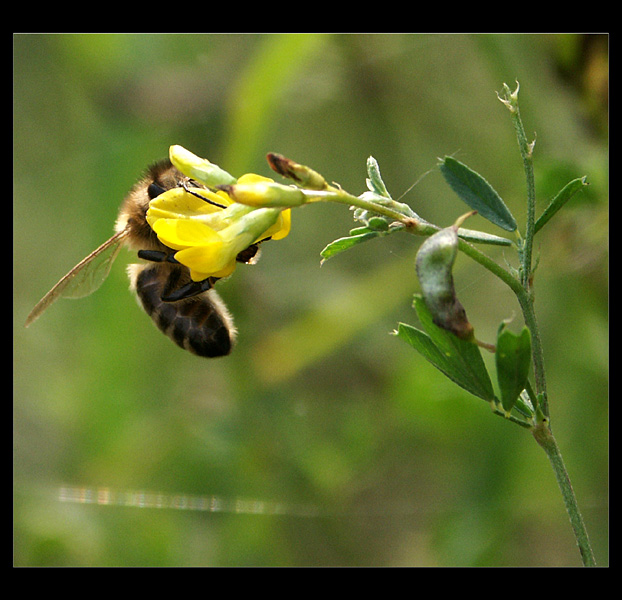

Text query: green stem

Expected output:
[499,82,537,290]
[532,422,597,566]
[456,238,549,413]
[456,239,521,293]
[514,128,536,289]
[514,289,549,415]
[459,238,595,565]
[506,91,594,563]
[303,188,435,233]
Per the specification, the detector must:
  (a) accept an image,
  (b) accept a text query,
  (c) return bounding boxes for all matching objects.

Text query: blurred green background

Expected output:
[14,33,608,567]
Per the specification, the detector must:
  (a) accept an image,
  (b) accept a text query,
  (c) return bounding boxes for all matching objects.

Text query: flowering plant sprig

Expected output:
[151,81,596,565]
[146,146,291,282]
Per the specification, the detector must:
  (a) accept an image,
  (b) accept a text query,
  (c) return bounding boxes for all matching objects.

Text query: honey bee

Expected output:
[25,160,261,357]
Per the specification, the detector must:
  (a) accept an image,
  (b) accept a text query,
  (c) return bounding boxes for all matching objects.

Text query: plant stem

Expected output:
[532,422,597,566]
[456,239,521,293]
[496,84,596,564]
[451,234,597,565]
[455,238,549,413]
[514,289,549,415]
[514,130,537,290]
[303,188,436,233]
[498,82,537,291]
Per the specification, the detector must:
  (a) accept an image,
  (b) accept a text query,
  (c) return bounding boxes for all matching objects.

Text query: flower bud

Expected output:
[220,181,306,208]
[497,81,520,114]
[415,212,476,340]
[266,153,328,190]
[169,145,236,187]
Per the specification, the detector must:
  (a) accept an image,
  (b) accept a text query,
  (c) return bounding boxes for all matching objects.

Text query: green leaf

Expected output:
[395,295,495,401]
[320,221,403,263]
[366,216,390,231]
[320,231,380,262]
[439,156,518,232]
[366,156,391,198]
[534,176,587,234]
[456,227,513,247]
[495,325,531,413]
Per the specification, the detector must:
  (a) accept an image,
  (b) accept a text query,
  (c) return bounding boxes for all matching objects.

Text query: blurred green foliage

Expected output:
[14,33,608,566]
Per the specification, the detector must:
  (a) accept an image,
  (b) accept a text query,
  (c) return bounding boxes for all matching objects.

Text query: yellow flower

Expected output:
[147,172,291,282]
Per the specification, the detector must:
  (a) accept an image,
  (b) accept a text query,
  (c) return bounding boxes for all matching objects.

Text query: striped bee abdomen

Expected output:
[129,264,237,358]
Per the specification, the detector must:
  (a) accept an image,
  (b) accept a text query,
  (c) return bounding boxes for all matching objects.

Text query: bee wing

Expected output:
[25,229,130,327]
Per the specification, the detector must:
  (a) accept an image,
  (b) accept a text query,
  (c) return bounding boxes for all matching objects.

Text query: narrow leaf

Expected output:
[320,231,379,262]
[495,326,531,413]
[534,176,587,234]
[439,156,517,232]
[396,323,455,380]
[456,227,513,247]
[413,295,494,400]
[366,156,391,198]
[321,221,403,263]
[396,296,494,401]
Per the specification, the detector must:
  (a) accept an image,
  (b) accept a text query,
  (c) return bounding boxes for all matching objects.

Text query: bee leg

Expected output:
[137,249,180,264]
[161,277,216,303]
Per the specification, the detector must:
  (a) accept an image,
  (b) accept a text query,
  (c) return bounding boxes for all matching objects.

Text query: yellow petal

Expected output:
[264,209,291,241]
[238,173,273,184]
[175,244,237,280]
[147,187,229,226]
[151,218,220,250]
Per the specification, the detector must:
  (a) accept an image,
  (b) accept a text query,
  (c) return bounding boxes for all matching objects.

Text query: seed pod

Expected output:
[415,212,475,340]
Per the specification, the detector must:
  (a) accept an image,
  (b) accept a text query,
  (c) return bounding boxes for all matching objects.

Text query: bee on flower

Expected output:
[26,145,293,358]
